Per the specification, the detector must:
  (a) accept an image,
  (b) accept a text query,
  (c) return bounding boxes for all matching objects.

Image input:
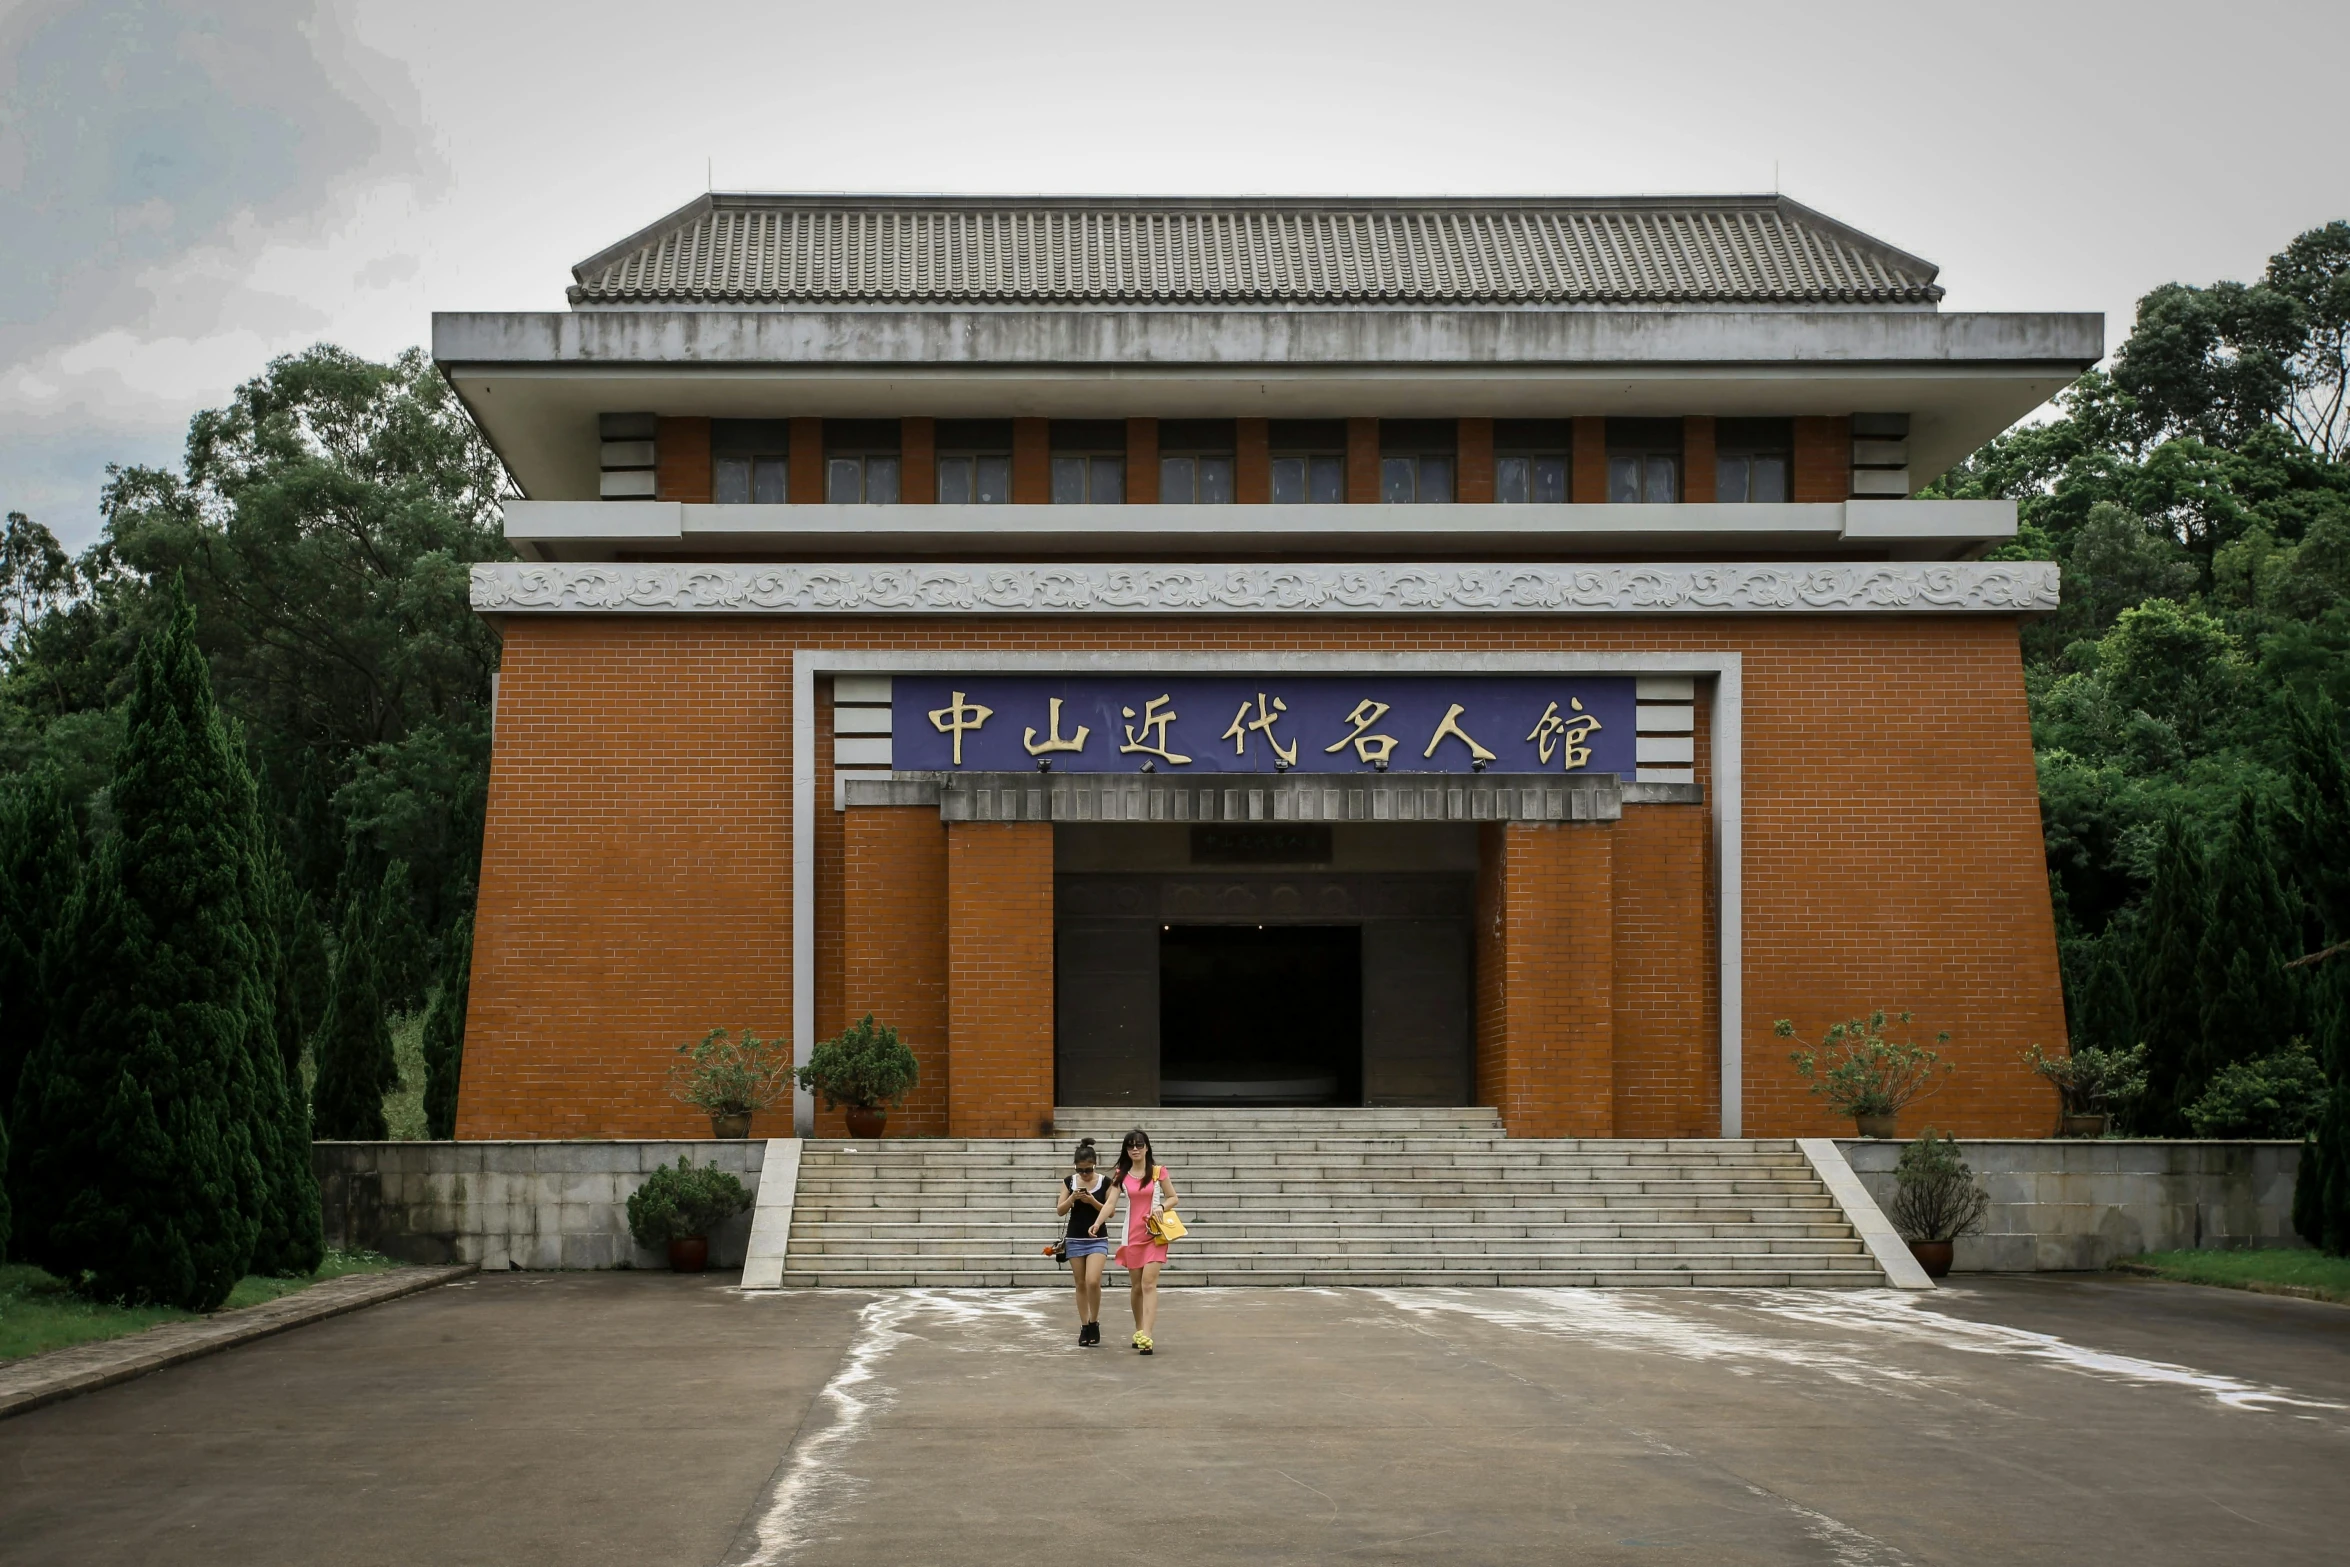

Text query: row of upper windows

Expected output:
[705,417,1798,504]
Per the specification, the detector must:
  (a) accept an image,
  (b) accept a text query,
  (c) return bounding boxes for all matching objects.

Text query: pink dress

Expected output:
[1116,1166,1171,1270]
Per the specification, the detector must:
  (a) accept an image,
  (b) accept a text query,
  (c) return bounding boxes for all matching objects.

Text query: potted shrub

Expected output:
[1887,1127,1991,1278]
[669,1025,792,1138]
[1778,1009,1952,1137]
[626,1157,753,1273]
[796,1013,920,1138]
[2023,1041,2149,1138]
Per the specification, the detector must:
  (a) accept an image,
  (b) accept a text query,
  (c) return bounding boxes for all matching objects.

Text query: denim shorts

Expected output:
[1063,1235,1109,1258]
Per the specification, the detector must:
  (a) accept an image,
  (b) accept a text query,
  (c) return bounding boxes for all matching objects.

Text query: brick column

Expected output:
[1610,805,1716,1137]
[1571,418,1607,503]
[789,418,823,503]
[1474,820,1615,1137]
[1457,418,1494,502]
[1126,418,1158,503]
[1346,417,1380,503]
[1011,418,1051,503]
[1235,418,1270,502]
[842,806,951,1136]
[1681,417,1717,504]
[655,417,712,502]
[1793,415,1852,502]
[947,820,1055,1136]
[901,418,936,505]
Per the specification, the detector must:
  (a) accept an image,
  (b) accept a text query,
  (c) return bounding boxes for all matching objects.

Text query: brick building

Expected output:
[436,193,2100,1144]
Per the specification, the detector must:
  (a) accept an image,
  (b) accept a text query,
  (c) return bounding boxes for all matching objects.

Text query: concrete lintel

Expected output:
[1799,1138,1934,1289]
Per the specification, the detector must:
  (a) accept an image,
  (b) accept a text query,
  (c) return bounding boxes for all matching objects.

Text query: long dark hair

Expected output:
[1114,1128,1154,1188]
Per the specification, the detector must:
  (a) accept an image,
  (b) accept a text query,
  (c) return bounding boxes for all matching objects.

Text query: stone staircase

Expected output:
[775,1108,1891,1288]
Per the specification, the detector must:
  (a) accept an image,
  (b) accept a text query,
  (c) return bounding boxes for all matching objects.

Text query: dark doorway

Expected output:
[1158,925,1362,1106]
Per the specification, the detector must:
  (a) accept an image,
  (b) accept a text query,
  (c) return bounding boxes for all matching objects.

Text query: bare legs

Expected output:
[1128,1261,1162,1339]
[1068,1251,1103,1328]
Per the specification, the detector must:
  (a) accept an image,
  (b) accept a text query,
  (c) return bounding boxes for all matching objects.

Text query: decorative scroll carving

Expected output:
[472,560,2060,616]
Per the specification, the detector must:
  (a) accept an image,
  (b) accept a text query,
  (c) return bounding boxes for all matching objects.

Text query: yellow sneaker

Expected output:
[1135,1333,1154,1355]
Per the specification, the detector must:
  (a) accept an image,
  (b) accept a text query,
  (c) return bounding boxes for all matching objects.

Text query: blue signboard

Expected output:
[892,676,1636,776]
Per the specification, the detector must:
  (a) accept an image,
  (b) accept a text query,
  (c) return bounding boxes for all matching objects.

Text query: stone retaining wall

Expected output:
[314,1141,766,1271]
[1837,1138,2303,1272]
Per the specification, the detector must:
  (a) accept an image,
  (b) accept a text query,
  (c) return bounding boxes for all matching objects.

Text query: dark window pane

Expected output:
[1381,456,1415,503]
[1160,456,1194,503]
[1644,456,1678,504]
[1496,456,1530,504]
[827,457,861,503]
[752,456,788,504]
[865,456,900,505]
[1198,456,1233,504]
[1532,456,1567,503]
[1609,456,1642,504]
[938,457,972,505]
[1718,455,1750,504]
[1051,455,1086,504]
[1271,457,1306,504]
[1091,456,1124,504]
[976,455,1010,504]
[715,456,752,504]
[1751,456,1787,503]
[1418,456,1453,503]
[1309,455,1344,503]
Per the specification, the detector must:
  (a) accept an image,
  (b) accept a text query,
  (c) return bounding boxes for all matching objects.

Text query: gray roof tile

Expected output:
[568,194,1943,308]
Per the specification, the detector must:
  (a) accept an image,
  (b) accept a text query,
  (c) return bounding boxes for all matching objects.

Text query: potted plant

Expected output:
[626,1157,753,1272]
[796,1013,920,1138]
[669,1025,792,1138]
[2023,1042,2148,1138]
[1887,1127,1991,1278]
[1778,1009,1951,1137]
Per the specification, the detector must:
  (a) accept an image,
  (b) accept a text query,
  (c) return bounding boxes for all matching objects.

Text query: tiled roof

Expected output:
[567,194,1943,308]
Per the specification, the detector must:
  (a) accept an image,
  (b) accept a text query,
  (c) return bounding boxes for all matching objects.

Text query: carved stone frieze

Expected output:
[471,560,2060,616]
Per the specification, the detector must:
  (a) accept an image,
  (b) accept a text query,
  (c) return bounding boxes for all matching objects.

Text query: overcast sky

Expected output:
[4,0,2347,549]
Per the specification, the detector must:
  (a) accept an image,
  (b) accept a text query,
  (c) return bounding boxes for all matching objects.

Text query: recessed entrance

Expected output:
[1158,925,1362,1106]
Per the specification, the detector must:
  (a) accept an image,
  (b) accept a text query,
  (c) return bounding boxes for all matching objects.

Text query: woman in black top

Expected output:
[1055,1138,1112,1347]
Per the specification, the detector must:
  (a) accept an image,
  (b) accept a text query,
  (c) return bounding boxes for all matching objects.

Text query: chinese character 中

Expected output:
[1118,694,1192,765]
[1421,702,1497,765]
[1527,698,1602,771]
[1221,693,1299,766]
[927,690,994,766]
[1324,699,1399,767]
[1023,697,1090,757]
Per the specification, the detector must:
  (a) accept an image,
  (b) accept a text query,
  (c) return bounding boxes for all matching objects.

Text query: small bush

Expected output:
[796,1014,920,1112]
[625,1159,752,1248]
[2024,1041,2148,1117]
[1889,1128,1992,1244]
[1779,1009,1951,1120]
[2186,1038,2326,1137]
[668,1026,792,1119]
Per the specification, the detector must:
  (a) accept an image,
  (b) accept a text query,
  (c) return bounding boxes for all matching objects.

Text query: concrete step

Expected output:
[777,1262,1885,1289]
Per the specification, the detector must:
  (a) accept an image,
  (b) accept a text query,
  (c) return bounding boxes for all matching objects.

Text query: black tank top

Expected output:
[1064,1174,1109,1238]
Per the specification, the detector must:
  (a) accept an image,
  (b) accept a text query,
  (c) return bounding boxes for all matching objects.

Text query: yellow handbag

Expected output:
[1146,1207,1188,1244]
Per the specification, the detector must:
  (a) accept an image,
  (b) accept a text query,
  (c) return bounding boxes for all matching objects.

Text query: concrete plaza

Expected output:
[2,1272,2345,1564]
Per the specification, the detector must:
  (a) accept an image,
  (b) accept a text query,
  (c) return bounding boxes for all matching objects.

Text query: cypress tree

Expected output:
[0,767,80,1111]
[2195,791,2297,1075]
[312,894,394,1141]
[2134,815,2210,1135]
[245,832,323,1276]
[2287,697,2350,1253]
[8,584,266,1308]
[421,909,472,1140]
[371,859,430,1016]
[1,1092,12,1261]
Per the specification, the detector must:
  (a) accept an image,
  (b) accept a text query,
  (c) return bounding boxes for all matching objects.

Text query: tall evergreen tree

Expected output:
[243,830,323,1276]
[421,909,472,1140]
[370,859,431,1016]
[0,767,80,1110]
[7,584,265,1308]
[2134,815,2211,1134]
[2287,698,2350,1253]
[1,1090,12,1261]
[2196,791,2299,1073]
[312,895,394,1141]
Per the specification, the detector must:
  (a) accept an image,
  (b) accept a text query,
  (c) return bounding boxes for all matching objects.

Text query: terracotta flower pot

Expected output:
[1907,1239,1954,1279]
[845,1105,888,1139]
[2057,1113,2107,1139]
[1854,1112,1898,1139]
[710,1111,753,1139]
[667,1236,710,1273]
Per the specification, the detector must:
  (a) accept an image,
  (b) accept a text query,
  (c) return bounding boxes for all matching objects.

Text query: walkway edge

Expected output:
[0,1263,477,1422]
[1798,1138,1934,1290]
[740,1137,802,1290]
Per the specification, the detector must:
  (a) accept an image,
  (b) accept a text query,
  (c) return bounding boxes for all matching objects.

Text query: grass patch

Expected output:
[2118,1248,2350,1303]
[0,1248,403,1362]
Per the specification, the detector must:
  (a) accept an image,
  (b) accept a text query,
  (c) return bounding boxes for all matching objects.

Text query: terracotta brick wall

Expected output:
[841,805,950,1135]
[655,418,712,503]
[1572,418,1606,503]
[1474,821,1616,1136]
[463,614,2061,1141]
[1457,418,1494,503]
[1682,417,1717,505]
[945,821,1056,1136]
[1611,805,1717,1136]
[1793,416,1852,503]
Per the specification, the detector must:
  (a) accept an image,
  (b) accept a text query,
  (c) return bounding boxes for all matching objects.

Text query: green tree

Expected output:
[7,584,266,1309]
[2195,792,2299,1074]
[246,831,323,1276]
[421,909,472,1140]
[311,894,394,1141]
[0,766,80,1109]
[2133,816,2210,1134]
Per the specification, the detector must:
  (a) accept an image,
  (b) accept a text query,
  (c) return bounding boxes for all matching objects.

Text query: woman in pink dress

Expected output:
[1103,1128,1179,1355]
